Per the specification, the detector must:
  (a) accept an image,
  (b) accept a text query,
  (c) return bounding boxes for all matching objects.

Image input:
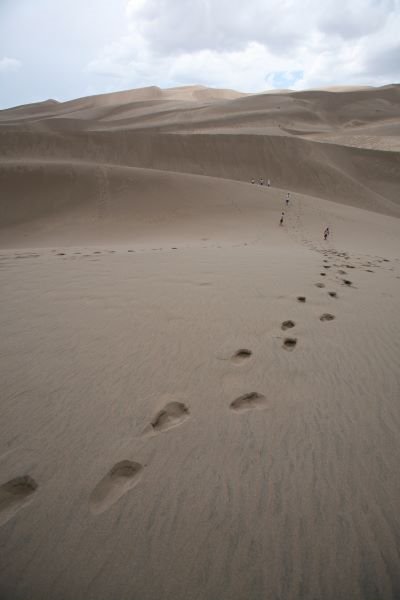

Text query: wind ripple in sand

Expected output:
[89,461,143,515]
[0,475,38,527]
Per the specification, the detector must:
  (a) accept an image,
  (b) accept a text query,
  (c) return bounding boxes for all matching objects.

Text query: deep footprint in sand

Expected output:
[320,313,336,322]
[232,349,252,364]
[283,337,297,350]
[90,461,143,515]
[148,402,190,433]
[230,392,267,412]
[297,296,306,303]
[0,475,38,527]
[281,320,295,331]
[328,291,338,298]
[343,279,353,286]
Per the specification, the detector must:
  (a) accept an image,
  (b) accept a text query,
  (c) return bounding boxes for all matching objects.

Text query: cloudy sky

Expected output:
[0,0,399,108]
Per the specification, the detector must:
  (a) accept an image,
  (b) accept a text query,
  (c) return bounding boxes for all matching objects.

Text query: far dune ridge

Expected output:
[0,83,400,600]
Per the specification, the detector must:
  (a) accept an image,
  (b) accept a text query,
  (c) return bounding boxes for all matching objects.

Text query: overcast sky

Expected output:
[0,0,399,108]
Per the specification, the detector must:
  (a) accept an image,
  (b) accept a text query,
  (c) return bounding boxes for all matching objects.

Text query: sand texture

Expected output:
[0,84,400,600]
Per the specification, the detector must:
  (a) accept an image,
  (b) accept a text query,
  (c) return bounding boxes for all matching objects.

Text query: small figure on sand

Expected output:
[324,227,330,240]
[267,179,271,187]
[280,212,284,226]
[286,192,290,206]
[259,177,264,186]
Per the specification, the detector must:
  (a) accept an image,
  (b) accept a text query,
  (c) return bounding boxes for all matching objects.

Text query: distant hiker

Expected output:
[280,212,284,226]
[251,178,255,184]
[286,192,290,206]
[259,177,264,185]
[324,227,330,240]
[267,179,271,187]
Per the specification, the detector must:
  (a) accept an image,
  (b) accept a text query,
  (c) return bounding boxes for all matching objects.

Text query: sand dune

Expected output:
[0,84,400,600]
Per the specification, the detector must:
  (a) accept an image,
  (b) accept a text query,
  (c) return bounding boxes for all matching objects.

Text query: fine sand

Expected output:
[0,84,400,600]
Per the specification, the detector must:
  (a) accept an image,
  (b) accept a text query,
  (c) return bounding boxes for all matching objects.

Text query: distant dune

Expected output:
[1,83,400,247]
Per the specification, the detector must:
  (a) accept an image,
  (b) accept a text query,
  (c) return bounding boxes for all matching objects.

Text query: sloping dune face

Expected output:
[1,85,400,600]
[0,84,400,248]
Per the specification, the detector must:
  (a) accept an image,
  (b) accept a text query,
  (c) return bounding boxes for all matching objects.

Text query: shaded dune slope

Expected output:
[0,161,277,245]
[0,84,399,246]
[1,130,399,219]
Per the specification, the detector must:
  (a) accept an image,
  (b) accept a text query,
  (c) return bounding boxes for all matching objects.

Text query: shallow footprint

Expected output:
[315,282,325,288]
[283,337,297,350]
[232,349,252,364]
[0,475,38,527]
[230,392,267,412]
[148,402,190,434]
[90,461,143,515]
[281,320,295,331]
[328,291,338,298]
[320,313,335,321]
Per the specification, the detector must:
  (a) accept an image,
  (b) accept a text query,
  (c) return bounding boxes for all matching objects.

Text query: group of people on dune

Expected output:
[251,179,330,240]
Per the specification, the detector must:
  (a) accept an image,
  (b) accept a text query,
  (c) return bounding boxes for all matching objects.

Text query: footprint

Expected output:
[148,402,190,434]
[283,337,297,350]
[281,320,295,331]
[230,392,267,412]
[338,270,347,275]
[343,279,352,286]
[297,296,306,303]
[320,273,326,276]
[232,349,252,363]
[366,269,374,273]
[315,283,325,288]
[328,291,338,298]
[320,313,335,322]
[323,265,331,269]
[0,476,38,527]
[89,461,143,515]
[56,253,65,256]
[128,250,134,253]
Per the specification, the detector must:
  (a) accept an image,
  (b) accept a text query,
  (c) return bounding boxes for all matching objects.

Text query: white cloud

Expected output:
[87,0,400,93]
[0,57,21,73]
[1,0,399,109]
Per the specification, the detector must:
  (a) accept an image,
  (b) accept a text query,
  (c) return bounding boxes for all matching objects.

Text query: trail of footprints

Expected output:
[0,248,396,522]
